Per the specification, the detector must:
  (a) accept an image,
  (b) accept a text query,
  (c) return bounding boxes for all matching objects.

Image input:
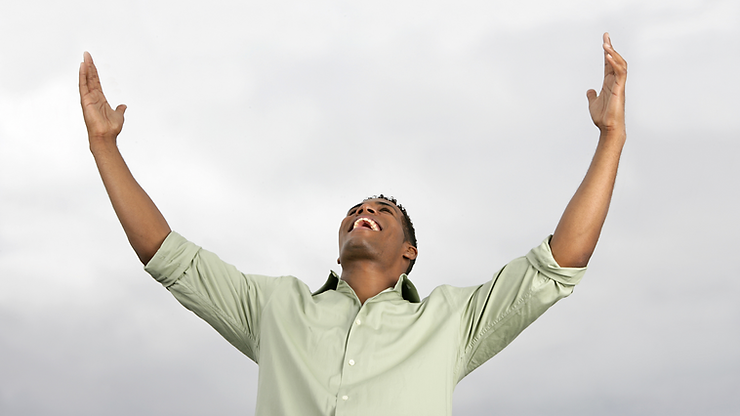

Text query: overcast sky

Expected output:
[1,0,739,415]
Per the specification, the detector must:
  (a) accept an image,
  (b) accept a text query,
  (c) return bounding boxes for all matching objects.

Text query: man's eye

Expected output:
[380,207,391,213]
[348,209,356,216]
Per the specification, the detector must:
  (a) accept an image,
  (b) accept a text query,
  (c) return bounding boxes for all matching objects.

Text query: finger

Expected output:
[604,42,628,88]
[79,56,89,97]
[586,89,598,105]
[603,34,627,69]
[605,52,626,73]
[606,48,627,76]
[601,35,614,77]
[605,55,627,95]
[115,104,127,116]
[85,52,102,92]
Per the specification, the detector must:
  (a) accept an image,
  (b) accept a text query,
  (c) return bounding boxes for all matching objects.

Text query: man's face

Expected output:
[338,198,416,270]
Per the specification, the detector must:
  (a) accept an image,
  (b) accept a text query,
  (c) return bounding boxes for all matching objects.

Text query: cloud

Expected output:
[1,1,739,415]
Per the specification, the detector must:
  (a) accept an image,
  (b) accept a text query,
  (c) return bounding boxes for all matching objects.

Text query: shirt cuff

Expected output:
[525,235,587,286]
[144,231,201,288]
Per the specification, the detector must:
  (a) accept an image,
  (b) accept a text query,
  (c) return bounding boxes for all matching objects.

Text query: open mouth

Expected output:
[350,217,381,232]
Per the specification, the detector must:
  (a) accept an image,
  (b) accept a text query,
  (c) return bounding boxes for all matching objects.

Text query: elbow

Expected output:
[550,241,593,268]
[131,229,171,265]
[554,253,591,268]
[549,234,597,268]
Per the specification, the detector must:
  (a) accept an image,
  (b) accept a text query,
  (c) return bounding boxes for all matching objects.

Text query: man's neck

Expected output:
[339,261,403,304]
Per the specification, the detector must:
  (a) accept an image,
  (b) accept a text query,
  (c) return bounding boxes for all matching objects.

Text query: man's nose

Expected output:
[357,204,376,215]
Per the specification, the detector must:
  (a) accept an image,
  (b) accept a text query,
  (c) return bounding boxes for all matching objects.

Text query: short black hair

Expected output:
[364,194,417,274]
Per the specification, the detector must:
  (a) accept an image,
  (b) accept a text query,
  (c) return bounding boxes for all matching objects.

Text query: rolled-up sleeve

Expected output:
[144,231,279,362]
[525,236,586,286]
[455,236,587,381]
[145,232,201,287]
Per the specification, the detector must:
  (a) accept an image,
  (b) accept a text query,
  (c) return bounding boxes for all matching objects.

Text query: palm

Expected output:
[587,33,627,133]
[79,52,126,140]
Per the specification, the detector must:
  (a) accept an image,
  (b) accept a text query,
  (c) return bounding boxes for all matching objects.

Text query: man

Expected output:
[79,33,627,415]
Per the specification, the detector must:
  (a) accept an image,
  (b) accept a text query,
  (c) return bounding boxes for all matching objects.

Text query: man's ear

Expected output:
[337,257,341,265]
[403,244,418,261]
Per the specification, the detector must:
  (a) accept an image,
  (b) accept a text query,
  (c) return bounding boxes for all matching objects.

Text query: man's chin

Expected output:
[339,240,381,263]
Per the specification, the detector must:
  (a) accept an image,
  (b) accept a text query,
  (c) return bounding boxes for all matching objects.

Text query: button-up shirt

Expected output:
[145,232,586,416]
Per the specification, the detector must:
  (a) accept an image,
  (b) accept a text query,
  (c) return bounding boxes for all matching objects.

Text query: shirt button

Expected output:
[348,359,355,366]
[342,395,349,401]
[355,319,362,325]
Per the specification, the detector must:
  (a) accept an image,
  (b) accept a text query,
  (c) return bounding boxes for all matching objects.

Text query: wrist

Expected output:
[598,127,626,146]
[88,135,119,155]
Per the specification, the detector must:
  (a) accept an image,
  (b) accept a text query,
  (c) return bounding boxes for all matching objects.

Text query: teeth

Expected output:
[353,218,380,231]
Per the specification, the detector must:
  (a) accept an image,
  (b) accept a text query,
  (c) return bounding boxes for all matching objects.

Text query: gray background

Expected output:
[1,0,738,415]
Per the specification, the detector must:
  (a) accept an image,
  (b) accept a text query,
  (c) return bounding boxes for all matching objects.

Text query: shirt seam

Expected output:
[460,282,540,376]
[439,284,468,384]
[174,277,259,347]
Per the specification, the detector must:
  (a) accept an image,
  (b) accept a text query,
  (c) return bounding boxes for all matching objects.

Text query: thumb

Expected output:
[586,89,597,105]
[115,104,127,115]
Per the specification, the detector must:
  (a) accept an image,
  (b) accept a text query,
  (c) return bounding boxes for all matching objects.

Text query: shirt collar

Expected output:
[313,270,421,303]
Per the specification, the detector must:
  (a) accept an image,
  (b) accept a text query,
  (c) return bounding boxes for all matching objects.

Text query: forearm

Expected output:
[550,130,625,267]
[91,140,171,264]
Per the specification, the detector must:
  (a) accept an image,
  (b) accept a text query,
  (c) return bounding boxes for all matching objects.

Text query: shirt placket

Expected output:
[334,301,369,414]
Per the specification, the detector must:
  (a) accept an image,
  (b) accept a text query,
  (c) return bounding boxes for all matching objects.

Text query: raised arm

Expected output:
[79,52,171,264]
[549,33,628,267]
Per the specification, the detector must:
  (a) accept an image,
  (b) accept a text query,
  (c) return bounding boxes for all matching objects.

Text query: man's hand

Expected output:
[79,52,127,145]
[586,33,627,136]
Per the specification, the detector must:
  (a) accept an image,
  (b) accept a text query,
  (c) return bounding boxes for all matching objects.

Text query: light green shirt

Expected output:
[145,232,586,416]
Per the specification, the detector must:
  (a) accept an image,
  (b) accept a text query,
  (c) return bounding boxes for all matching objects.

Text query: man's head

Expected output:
[338,195,418,275]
